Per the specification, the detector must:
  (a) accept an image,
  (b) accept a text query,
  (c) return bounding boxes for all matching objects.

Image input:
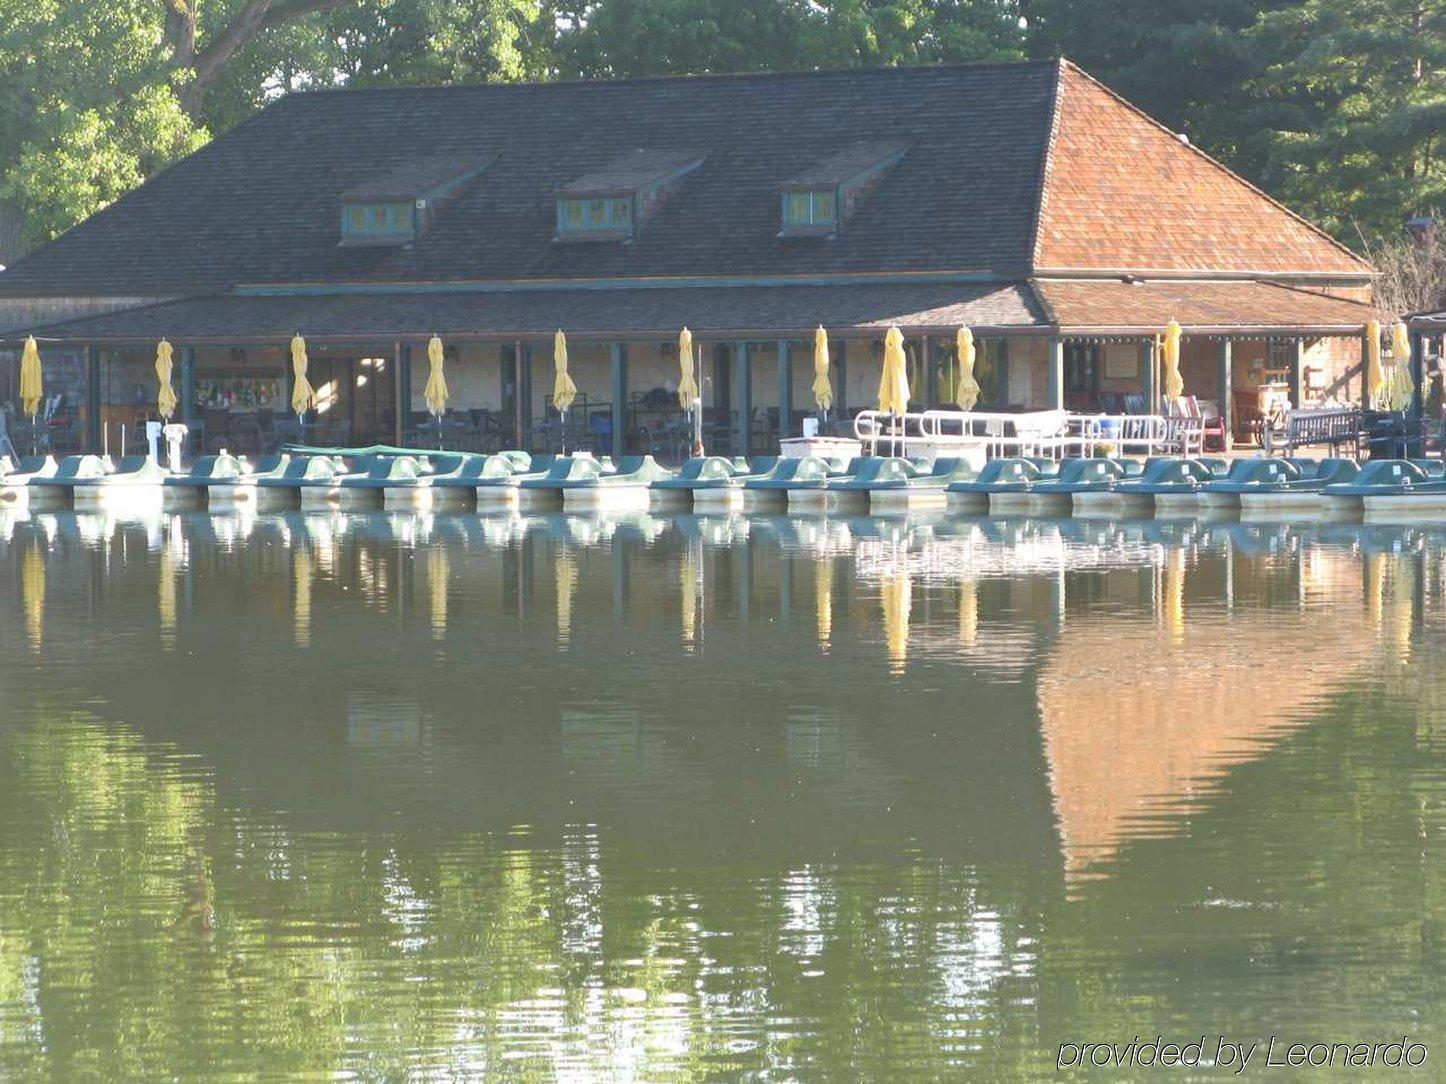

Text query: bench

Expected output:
[1266,409,1362,456]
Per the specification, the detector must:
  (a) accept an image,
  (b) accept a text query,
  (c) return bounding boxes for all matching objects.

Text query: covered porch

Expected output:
[2,277,1383,459]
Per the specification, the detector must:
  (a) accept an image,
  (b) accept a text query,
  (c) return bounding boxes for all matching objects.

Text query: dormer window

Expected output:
[555,148,705,242]
[557,196,634,236]
[782,189,838,231]
[339,155,493,247]
[342,202,416,241]
[779,141,908,237]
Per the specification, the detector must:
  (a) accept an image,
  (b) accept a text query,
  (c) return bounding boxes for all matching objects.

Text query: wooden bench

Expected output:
[1266,409,1362,456]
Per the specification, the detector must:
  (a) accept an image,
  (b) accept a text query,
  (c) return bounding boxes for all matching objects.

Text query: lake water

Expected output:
[1,508,1443,1079]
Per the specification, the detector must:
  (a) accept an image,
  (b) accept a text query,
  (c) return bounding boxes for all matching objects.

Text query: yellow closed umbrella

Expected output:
[1162,319,1184,400]
[677,328,699,410]
[19,336,43,419]
[289,335,315,419]
[552,330,577,416]
[812,326,833,415]
[955,326,980,409]
[1389,321,1415,411]
[877,326,910,416]
[155,339,178,420]
[424,335,449,417]
[1365,320,1384,404]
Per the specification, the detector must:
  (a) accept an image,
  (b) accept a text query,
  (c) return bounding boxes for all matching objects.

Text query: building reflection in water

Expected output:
[0,507,1443,1077]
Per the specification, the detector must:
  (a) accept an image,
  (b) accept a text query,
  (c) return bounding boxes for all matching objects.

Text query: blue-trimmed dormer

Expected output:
[779,142,909,238]
[555,149,706,242]
[340,155,495,246]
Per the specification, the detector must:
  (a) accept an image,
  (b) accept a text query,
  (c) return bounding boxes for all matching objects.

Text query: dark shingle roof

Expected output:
[341,156,495,201]
[0,63,1058,297]
[557,148,707,195]
[11,281,1047,343]
[781,141,909,187]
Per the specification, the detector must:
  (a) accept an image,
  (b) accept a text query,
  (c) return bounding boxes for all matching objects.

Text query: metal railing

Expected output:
[853,409,1195,459]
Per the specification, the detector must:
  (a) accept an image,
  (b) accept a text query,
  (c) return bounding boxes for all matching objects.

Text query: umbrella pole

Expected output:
[561,409,568,455]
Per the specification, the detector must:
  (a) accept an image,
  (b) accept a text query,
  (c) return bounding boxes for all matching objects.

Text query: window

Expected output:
[556,196,634,235]
[1064,343,1098,394]
[341,201,414,239]
[781,188,838,230]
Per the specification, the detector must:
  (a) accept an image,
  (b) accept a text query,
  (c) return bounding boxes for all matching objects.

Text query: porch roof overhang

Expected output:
[3,280,1048,346]
[1408,308,1446,332]
[1034,278,1384,337]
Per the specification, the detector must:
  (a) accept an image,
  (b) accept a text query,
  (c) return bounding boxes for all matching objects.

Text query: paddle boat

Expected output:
[69,455,171,511]
[473,454,565,510]
[24,454,115,511]
[209,454,335,511]
[1220,459,1358,519]
[738,456,852,512]
[657,457,778,512]
[303,453,459,512]
[385,451,526,511]
[823,457,978,514]
[945,458,1049,515]
[1085,456,1228,518]
[784,457,869,512]
[510,454,614,511]
[1318,460,1443,522]
[0,456,58,509]
[161,453,248,511]
[1027,458,1143,515]
[1317,460,1446,523]
[560,455,676,511]
[649,456,750,511]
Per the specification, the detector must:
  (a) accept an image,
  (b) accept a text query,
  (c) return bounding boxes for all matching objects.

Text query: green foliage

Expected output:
[0,0,1439,260]
[1027,0,1445,242]
[1246,0,1446,239]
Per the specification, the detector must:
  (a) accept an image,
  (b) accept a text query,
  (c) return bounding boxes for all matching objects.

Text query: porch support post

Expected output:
[1409,330,1426,422]
[1287,339,1306,409]
[777,340,793,439]
[996,339,1010,407]
[398,342,413,443]
[734,340,752,455]
[391,341,404,445]
[922,336,937,409]
[835,339,847,418]
[85,345,102,454]
[519,341,533,432]
[610,342,628,457]
[1141,337,1157,413]
[1360,331,1371,409]
[1216,339,1233,451]
[179,346,196,428]
[1046,336,1064,410]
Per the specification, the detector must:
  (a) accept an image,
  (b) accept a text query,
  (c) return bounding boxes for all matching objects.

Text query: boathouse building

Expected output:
[0,59,1382,455]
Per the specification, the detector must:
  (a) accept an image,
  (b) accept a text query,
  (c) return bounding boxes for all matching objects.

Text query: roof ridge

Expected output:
[1026,59,1066,274]
[280,58,1059,100]
[1051,59,1370,273]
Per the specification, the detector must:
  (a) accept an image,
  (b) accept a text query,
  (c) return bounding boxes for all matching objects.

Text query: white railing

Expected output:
[853,409,1186,459]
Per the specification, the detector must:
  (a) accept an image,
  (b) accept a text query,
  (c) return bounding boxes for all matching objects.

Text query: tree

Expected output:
[1245,0,1445,239]
[0,0,550,261]
[554,0,1024,79]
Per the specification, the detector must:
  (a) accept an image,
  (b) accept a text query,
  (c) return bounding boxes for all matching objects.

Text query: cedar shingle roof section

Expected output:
[1035,63,1370,276]
[341,156,495,202]
[15,281,1047,343]
[557,149,706,196]
[1036,279,1381,333]
[781,142,909,187]
[0,63,1057,296]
